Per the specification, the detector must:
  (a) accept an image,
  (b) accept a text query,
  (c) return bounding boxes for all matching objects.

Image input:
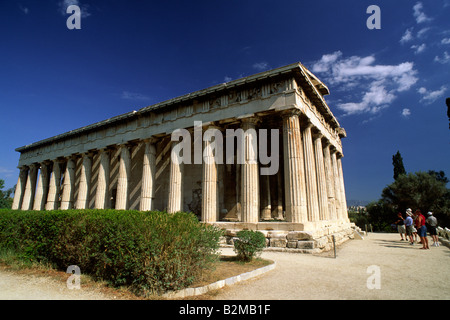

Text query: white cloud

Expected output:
[400,28,414,44]
[311,52,418,116]
[0,167,14,178]
[337,81,395,116]
[401,108,411,117]
[59,0,91,18]
[311,51,343,72]
[223,76,232,82]
[441,38,450,45]
[252,62,270,71]
[413,2,432,24]
[121,91,150,101]
[411,43,426,54]
[312,52,417,87]
[434,51,450,64]
[417,27,431,38]
[418,86,448,104]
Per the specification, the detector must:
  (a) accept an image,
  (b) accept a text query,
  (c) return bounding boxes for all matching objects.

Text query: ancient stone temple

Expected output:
[12,62,355,252]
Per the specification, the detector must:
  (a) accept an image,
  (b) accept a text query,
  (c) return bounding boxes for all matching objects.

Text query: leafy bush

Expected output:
[233,230,266,262]
[0,209,223,295]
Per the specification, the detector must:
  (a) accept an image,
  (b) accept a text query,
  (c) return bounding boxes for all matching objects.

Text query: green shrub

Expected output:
[233,230,266,262]
[0,209,223,295]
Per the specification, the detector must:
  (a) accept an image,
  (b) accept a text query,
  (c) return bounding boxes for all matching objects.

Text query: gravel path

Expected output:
[214,232,450,300]
[0,233,449,300]
[0,271,113,300]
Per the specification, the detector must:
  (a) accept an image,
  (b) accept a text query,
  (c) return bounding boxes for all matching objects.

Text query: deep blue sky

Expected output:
[1,0,449,203]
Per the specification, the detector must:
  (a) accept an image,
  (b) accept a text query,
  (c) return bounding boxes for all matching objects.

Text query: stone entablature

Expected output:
[12,62,352,250]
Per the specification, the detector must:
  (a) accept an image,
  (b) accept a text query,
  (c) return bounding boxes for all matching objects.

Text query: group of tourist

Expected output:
[394,208,440,249]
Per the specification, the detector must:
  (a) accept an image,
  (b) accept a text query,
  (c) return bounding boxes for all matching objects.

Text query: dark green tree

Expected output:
[364,200,396,232]
[0,179,13,209]
[381,171,450,226]
[428,170,449,184]
[392,150,406,180]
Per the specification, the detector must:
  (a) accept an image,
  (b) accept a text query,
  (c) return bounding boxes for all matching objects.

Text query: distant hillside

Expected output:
[347,199,372,207]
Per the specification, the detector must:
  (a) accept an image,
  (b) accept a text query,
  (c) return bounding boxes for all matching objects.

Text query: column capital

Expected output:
[312,131,324,140]
[81,151,94,158]
[311,126,323,138]
[117,143,131,151]
[303,118,315,130]
[280,108,302,119]
[238,115,261,126]
[141,137,159,144]
[322,139,332,147]
[18,166,28,173]
[202,121,222,131]
[63,155,77,162]
[28,163,39,171]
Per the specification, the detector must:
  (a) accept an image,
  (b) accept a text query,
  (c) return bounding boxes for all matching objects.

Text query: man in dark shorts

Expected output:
[426,212,439,247]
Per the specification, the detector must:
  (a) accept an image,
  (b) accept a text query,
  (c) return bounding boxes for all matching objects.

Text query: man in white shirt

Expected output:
[404,208,414,245]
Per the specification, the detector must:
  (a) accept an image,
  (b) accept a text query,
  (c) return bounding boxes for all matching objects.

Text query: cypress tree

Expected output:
[392,151,406,180]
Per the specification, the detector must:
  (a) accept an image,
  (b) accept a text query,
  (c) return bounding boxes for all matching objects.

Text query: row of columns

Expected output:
[12,141,157,212]
[163,110,347,224]
[12,108,348,225]
[281,109,348,224]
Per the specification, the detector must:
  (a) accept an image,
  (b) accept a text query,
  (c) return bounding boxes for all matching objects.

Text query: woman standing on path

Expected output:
[415,209,429,249]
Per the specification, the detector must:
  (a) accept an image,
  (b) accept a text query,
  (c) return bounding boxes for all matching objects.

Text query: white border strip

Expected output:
[162,261,276,299]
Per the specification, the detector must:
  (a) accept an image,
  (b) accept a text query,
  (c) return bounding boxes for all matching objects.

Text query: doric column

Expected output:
[313,132,329,221]
[76,153,92,209]
[331,150,342,220]
[60,157,76,210]
[12,166,28,210]
[275,169,284,220]
[116,145,131,210]
[95,149,110,209]
[140,140,156,211]
[240,117,259,223]
[337,154,349,222]
[167,141,184,213]
[303,122,320,222]
[33,163,49,211]
[46,160,62,210]
[202,126,219,222]
[323,142,337,220]
[261,174,272,220]
[21,164,37,210]
[282,110,307,223]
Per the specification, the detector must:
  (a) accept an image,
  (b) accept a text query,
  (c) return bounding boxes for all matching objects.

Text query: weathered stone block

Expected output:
[287,240,298,248]
[297,241,315,249]
[316,236,329,248]
[270,238,287,247]
[287,231,313,241]
[267,231,288,239]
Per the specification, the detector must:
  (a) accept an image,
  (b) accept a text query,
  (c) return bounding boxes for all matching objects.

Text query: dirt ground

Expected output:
[212,232,450,300]
[0,232,449,300]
